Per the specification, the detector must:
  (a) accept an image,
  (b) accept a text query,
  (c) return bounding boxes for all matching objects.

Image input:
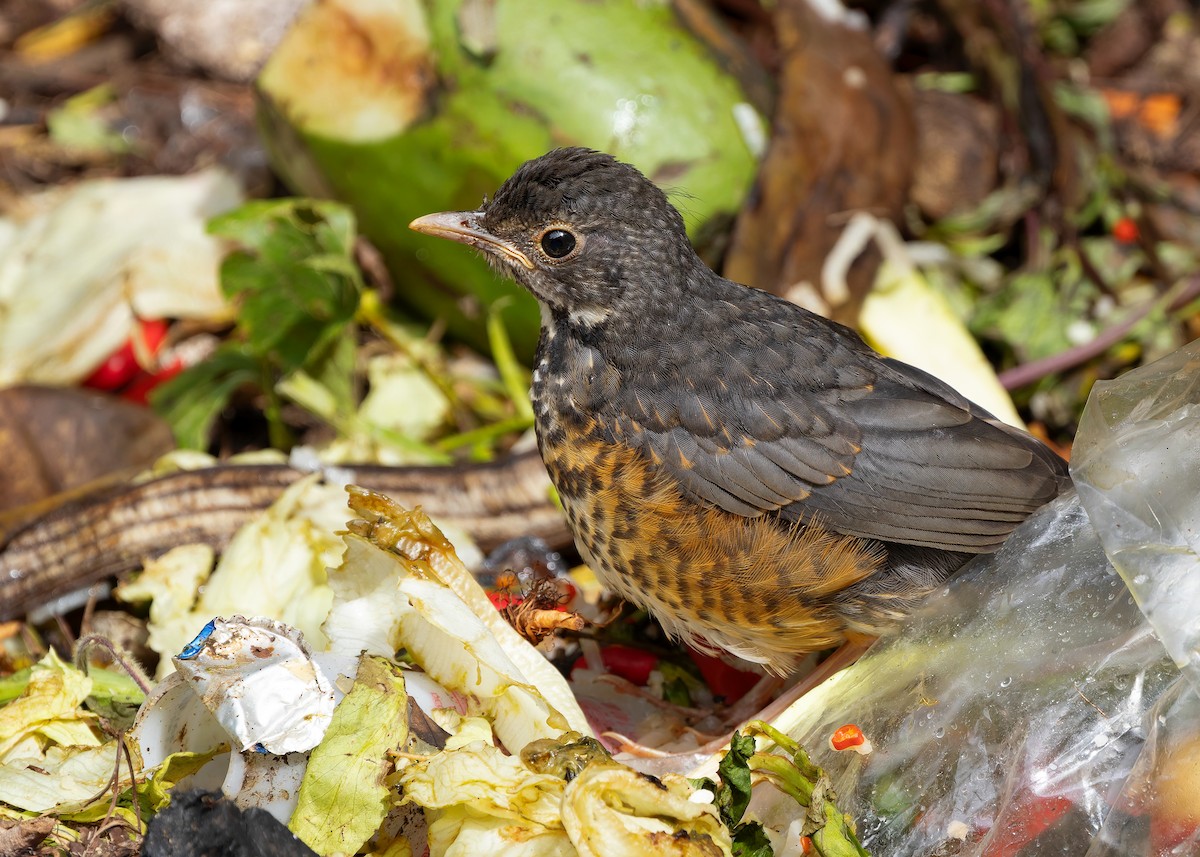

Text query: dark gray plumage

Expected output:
[411,147,1070,670]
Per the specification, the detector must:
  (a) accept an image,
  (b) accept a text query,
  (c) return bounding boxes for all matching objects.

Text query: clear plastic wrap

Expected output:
[764,340,1200,855]
[1072,342,1200,683]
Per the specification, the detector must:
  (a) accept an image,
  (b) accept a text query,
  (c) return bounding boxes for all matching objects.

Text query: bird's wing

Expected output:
[615,334,1067,554]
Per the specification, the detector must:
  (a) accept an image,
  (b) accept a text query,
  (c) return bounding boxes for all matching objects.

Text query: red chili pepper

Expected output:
[121,355,186,405]
[574,644,659,686]
[1112,216,1139,244]
[830,723,867,752]
[83,318,170,393]
[799,835,814,854]
[83,342,140,391]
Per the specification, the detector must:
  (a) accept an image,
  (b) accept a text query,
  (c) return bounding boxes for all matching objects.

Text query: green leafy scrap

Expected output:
[748,722,869,857]
[974,270,1079,363]
[45,84,131,155]
[0,663,141,712]
[151,345,261,450]
[716,732,756,826]
[152,199,363,449]
[693,731,771,856]
[694,724,870,857]
[657,662,697,708]
[289,655,409,856]
[733,823,774,857]
[61,747,221,824]
[130,749,223,817]
[209,199,360,371]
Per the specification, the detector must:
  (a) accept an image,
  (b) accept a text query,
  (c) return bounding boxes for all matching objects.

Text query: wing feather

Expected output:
[616,312,1068,553]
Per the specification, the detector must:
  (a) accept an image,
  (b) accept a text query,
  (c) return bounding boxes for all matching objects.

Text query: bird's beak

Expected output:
[408,210,535,270]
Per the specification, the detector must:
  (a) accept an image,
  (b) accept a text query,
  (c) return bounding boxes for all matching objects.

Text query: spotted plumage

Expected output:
[411,148,1069,673]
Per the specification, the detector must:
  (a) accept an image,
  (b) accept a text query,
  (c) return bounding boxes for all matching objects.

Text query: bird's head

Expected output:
[410,148,695,328]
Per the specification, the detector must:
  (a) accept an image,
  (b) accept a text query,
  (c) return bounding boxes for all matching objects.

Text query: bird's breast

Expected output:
[531,332,620,439]
[529,334,884,673]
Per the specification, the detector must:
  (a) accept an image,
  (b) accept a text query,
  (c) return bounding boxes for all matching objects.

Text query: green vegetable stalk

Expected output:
[694,722,870,857]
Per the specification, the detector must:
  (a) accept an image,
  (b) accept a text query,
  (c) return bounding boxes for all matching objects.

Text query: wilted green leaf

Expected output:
[150,344,260,449]
[154,199,364,449]
[732,823,773,857]
[974,270,1083,363]
[60,747,222,823]
[290,656,409,856]
[657,662,696,708]
[693,730,769,854]
[132,749,223,815]
[0,650,99,761]
[716,732,756,826]
[0,664,141,716]
[209,200,361,373]
[45,85,131,154]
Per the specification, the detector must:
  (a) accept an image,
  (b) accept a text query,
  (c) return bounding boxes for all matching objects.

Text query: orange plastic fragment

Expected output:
[830,723,864,749]
[829,723,872,754]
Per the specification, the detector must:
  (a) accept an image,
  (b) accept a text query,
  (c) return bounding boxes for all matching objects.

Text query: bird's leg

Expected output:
[719,673,791,725]
[613,638,875,763]
[685,638,875,756]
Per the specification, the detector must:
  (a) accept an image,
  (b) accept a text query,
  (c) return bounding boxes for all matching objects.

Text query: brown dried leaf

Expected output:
[0,816,57,856]
[910,89,1000,220]
[724,0,915,324]
[502,578,587,645]
[0,385,173,514]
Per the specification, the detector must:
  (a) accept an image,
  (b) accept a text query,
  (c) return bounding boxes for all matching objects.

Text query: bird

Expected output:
[410,147,1070,675]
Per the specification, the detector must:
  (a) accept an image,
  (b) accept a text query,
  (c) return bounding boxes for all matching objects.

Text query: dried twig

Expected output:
[999,275,1200,389]
[75,634,153,696]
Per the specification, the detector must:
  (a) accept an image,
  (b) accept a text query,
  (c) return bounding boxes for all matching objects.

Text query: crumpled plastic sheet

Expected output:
[1072,341,1200,685]
[769,339,1200,856]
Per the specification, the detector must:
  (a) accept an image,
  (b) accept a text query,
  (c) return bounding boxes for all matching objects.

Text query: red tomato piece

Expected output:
[687,648,761,702]
[83,342,140,390]
[121,356,186,405]
[600,644,659,685]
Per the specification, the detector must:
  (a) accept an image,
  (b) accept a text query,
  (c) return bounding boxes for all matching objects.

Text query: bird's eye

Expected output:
[539,228,577,259]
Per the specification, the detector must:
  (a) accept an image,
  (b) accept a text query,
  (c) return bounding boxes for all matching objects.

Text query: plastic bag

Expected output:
[764,340,1200,855]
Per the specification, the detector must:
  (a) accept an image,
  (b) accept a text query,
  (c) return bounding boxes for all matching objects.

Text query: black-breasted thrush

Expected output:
[411,148,1069,674]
